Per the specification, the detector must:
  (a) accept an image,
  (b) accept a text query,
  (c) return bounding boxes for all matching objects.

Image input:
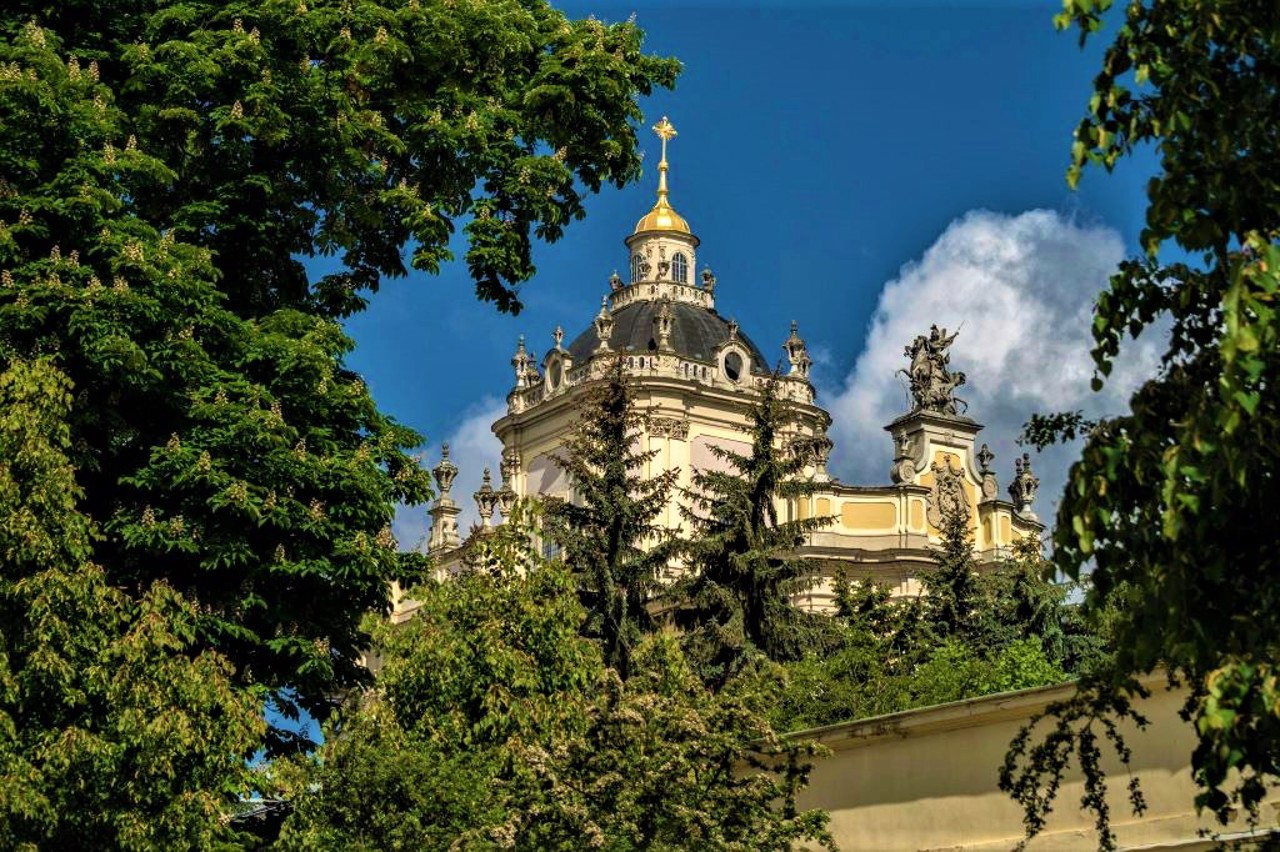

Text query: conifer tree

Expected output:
[673,375,833,686]
[920,509,982,645]
[544,360,678,678]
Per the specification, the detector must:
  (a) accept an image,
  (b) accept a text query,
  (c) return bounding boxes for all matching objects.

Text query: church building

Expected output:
[407,117,1043,616]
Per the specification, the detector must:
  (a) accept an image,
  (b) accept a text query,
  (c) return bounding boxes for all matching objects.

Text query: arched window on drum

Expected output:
[672,252,688,284]
[630,253,643,283]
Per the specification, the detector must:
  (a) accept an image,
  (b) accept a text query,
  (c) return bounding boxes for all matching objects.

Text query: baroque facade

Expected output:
[401,117,1043,618]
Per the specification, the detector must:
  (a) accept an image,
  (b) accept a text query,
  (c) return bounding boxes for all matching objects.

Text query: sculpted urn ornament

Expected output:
[902,324,968,416]
[1008,452,1040,517]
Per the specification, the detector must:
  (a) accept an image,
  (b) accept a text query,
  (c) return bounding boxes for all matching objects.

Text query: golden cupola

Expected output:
[631,116,695,238]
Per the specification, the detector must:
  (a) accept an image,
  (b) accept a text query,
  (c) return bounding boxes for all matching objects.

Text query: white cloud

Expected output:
[392,396,508,551]
[823,209,1163,522]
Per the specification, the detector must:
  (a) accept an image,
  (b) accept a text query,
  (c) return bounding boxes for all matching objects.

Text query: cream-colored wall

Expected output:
[796,679,1277,851]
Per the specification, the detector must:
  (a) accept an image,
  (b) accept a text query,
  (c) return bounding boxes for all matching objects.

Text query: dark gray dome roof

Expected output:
[567,301,771,375]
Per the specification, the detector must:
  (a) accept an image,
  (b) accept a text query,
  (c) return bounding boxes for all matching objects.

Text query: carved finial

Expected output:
[474,467,497,529]
[701,267,716,293]
[552,325,564,350]
[512,335,532,387]
[1008,453,1040,517]
[784,320,811,378]
[594,296,614,351]
[433,443,458,495]
[428,445,463,552]
[977,443,994,475]
[609,271,623,291]
[900,324,967,416]
[727,317,739,341]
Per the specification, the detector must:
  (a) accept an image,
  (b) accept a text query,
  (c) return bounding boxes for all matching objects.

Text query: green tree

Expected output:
[673,376,835,686]
[0,359,264,851]
[920,511,983,646]
[0,28,430,746]
[278,503,833,851]
[544,360,679,678]
[2,0,680,316]
[1004,2,1280,845]
[0,3,676,745]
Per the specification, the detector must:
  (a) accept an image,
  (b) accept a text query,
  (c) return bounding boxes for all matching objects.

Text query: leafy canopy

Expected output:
[1005,1,1280,844]
[0,0,677,748]
[0,359,264,851]
[278,505,834,851]
[2,0,681,316]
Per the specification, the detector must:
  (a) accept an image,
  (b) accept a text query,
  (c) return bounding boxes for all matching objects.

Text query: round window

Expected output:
[723,351,743,383]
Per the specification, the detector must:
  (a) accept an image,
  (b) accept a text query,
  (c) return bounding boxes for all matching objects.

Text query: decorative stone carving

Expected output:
[727,318,739,342]
[889,433,918,484]
[649,416,688,439]
[654,297,674,352]
[552,325,564,351]
[788,433,833,471]
[433,442,458,495]
[901,324,967,416]
[594,297,614,351]
[783,320,812,379]
[977,443,999,501]
[1008,453,1040,517]
[473,467,497,529]
[609,271,623,292]
[926,456,970,529]
[511,335,532,388]
[977,443,993,474]
[701,267,716,294]
[428,443,462,552]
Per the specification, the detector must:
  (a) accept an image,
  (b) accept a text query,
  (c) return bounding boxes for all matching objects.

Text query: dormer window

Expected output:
[723,351,744,383]
[630,253,642,283]
[672,252,688,284]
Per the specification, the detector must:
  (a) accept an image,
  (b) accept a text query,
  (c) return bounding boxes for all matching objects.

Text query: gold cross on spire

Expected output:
[652,116,677,163]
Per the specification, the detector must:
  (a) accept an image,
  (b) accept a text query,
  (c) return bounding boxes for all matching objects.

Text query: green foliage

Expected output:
[279,507,833,850]
[919,511,983,645]
[544,360,679,678]
[1,0,680,315]
[768,539,1080,735]
[1006,2,1280,843]
[1,0,675,747]
[673,375,836,685]
[0,359,264,851]
[0,26,430,742]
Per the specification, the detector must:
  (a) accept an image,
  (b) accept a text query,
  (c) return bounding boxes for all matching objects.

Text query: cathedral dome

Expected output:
[633,201,691,236]
[567,300,770,376]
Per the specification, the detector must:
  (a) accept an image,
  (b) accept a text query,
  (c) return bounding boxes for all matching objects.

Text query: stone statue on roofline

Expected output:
[901,324,968,416]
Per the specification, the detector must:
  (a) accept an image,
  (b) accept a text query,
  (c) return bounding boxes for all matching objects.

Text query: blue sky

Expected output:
[341,2,1165,546]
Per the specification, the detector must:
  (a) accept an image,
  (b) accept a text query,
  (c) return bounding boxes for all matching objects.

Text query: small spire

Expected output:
[594,296,615,351]
[432,442,458,496]
[784,320,811,378]
[652,115,677,209]
[630,116,692,236]
[552,325,564,351]
[474,467,497,529]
